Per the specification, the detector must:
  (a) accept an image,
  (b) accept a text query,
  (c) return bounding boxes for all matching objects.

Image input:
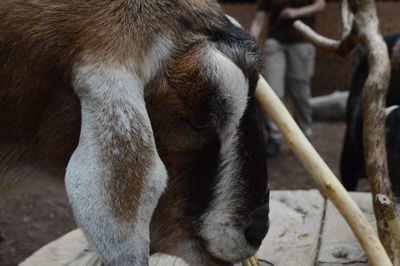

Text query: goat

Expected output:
[0,0,269,265]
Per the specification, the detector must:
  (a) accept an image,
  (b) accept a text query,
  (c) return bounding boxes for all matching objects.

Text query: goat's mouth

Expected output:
[195,231,258,265]
[194,237,236,266]
[197,204,269,263]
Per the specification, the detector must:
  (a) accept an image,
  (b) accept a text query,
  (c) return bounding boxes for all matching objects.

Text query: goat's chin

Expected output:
[196,251,234,266]
[164,239,234,266]
[197,241,237,266]
[198,224,259,263]
[202,243,256,265]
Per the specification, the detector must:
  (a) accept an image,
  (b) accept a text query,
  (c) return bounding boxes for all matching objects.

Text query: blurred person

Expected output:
[250,0,326,156]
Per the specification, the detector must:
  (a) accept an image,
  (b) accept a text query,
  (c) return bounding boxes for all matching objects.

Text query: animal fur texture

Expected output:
[0,1,269,265]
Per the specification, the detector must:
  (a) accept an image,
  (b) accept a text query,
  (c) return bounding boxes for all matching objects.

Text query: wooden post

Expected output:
[354,1,400,263]
[291,0,400,263]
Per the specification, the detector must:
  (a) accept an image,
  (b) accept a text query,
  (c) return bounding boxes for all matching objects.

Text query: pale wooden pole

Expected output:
[255,76,392,266]
[292,0,400,263]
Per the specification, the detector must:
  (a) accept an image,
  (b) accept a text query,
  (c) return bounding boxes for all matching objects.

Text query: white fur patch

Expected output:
[199,133,256,262]
[199,46,256,262]
[66,42,170,264]
[167,240,205,265]
[138,34,173,83]
[202,45,248,134]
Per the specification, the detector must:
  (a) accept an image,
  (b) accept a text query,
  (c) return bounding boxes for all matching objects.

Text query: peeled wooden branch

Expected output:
[292,1,356,56]
[354,0,400,262]
[341,0,354,38]
[293,20,358,57]
[255,76,392,266]
[292,21,341,53]
[293,0,357,56]
[376,194,400,253]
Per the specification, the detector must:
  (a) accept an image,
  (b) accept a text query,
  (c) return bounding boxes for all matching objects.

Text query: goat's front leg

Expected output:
[66,61,167,266]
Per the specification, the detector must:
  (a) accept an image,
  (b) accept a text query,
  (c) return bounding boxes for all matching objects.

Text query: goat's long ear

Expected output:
[65,60,168,265]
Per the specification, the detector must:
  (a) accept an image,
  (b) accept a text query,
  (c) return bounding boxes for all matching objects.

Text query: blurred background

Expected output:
[222,0,399,96]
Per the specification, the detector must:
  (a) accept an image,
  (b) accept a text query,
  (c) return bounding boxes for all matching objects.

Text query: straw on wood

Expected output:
[255,76,392,266]
[241,256,260,266]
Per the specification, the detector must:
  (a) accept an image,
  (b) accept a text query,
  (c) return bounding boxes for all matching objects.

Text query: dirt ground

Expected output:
[0,178,76,266]
[0,121,371,266]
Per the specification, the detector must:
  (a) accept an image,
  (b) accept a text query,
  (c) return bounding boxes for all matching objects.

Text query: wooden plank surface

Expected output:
[149,252,189,266]
[19,229,96,266]
[20,190,375,266]
[20,190,325,266]
[256,190,325,266]
[317,192,376,266]
[20,229,189,266]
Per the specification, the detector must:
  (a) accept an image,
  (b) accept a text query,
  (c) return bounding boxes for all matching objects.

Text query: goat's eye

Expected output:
[189,119,211,131]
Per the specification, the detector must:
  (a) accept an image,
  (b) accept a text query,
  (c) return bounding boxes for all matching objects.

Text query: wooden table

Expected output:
[20,190,376,266]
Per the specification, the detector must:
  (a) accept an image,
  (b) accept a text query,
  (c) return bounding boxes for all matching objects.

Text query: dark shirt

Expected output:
[258,0,316,43]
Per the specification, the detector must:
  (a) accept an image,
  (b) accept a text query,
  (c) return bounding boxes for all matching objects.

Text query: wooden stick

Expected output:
[376,194,400,253]
[293,20,358,57]
[354,0,400,262]
[292,21,341,53]
[340,0,353,38]
[255,76,392,266]
[293,0,358,57]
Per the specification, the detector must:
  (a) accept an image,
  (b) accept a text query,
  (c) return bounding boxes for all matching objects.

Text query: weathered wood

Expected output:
[19,229,96,266]
[354,1,400,263]
[340,0,353,38]
[256,76,391,266]
[293,0,359,58]
[149,253,186,266]
[20,229,190,266]
[20,191,379,266]
[256,190,325,266]
[318,263,368,266]
[318,192,376,265]
[20,190,324,266]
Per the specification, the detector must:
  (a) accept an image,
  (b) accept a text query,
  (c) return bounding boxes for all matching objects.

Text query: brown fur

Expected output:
[0,0,222,185]
[0,0,229,256]
[93,100,152,222]
[0,0,269,263]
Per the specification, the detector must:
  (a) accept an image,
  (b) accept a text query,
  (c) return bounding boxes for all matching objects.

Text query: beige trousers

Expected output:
[263,38,315,143]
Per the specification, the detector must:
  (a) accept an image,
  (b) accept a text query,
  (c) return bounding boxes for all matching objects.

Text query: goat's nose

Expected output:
[244,222,268,247]
[244,203,269,247]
